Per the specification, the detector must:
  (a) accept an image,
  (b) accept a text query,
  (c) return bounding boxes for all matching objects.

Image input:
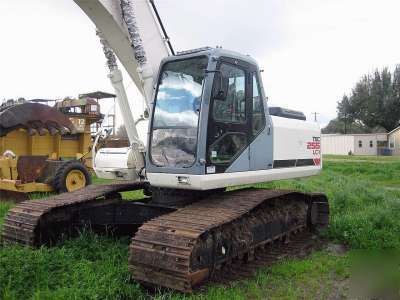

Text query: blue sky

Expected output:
[1,0,399,126]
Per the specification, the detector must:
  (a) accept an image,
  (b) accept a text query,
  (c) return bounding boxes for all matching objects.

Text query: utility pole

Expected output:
[311,112,319,122]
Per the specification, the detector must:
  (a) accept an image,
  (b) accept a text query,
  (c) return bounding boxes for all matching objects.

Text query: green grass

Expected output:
[252,161,400,249]
[324,154,400,163]
[0,202,13,230]
[1,154,400,299]
[0,233,143,300]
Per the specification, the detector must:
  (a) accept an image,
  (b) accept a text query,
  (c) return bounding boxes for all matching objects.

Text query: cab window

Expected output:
[252,74,265,135]
[213,63,246,123]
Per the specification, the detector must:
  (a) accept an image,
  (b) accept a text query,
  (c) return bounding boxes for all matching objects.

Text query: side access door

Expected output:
[249,71,272,171]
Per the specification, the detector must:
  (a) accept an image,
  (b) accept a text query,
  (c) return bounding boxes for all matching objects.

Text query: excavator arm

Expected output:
[74,0,171,108]
[1,0,171,149]
[73,0,173,180]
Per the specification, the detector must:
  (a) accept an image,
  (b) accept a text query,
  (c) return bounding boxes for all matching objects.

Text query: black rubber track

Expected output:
[1,182,145,246]
[129,188,329,292]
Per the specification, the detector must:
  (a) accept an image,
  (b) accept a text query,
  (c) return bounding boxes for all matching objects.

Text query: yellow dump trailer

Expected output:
[0,96,105,202]
[0,129,92,162]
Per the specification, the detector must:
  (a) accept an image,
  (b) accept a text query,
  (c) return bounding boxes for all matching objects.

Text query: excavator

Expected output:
[1,0,329,292]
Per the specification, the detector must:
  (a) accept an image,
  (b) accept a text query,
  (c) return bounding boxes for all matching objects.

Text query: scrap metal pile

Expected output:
[0,102,75,137]
[0,100,94,202]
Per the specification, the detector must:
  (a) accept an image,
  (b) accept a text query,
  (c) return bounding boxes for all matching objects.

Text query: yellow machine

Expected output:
[0,95,107,202]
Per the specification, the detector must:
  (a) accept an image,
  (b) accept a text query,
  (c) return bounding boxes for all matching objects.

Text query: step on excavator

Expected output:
[1,0,329,292]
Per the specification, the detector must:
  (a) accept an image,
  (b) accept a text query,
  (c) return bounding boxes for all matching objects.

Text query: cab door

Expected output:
[249,71,272,171]
[206,58,252,174]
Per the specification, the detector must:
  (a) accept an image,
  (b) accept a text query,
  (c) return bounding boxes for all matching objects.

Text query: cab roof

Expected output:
[162,47,259,69]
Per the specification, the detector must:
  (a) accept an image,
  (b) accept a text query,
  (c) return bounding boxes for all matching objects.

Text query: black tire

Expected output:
[53,160,92,193]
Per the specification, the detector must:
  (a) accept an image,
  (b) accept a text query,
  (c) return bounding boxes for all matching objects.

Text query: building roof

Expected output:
[79,91,116,99]
[388,125,400,135]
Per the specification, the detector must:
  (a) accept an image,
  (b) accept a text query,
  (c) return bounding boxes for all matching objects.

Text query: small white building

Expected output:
[322,133,387,155]
[388,126,400,155]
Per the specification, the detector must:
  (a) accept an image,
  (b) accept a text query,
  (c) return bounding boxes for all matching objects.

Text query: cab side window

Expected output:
[213,64,246,123]
[252,74,265,135]
[209,132,247,164]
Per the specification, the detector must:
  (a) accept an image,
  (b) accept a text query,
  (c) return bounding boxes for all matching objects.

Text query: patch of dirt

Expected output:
[326,243,347,256]
[327,277,350,300]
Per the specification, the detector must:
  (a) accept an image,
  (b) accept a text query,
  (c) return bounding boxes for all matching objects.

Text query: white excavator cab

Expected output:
[74,1,321,190]
[145,48,322,191]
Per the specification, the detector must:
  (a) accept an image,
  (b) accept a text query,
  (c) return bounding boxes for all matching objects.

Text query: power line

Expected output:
[311,112,319,122]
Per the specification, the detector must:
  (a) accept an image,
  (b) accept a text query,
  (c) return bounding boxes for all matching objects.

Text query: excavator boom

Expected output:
[74,0,171,108]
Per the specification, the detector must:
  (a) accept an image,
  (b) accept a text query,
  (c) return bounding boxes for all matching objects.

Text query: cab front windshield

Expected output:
[150,56,208,168]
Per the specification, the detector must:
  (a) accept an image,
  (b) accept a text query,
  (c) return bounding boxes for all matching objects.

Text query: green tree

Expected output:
[322,118,370,134]
[336,66,400,132]
[337,95,353,133]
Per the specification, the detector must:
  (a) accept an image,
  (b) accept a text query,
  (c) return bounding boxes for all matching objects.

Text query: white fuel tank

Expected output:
[94,147,138,180]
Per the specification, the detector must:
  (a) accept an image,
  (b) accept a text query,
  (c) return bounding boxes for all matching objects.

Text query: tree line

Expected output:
[323,65,400,134]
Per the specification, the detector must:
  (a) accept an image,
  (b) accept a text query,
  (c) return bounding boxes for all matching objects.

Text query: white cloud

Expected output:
[260,0,400,124]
